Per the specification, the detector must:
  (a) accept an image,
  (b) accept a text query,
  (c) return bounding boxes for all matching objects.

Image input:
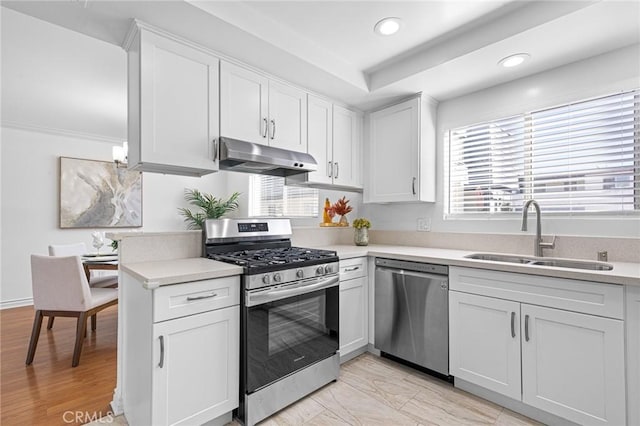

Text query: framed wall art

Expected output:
[59,157,142,228]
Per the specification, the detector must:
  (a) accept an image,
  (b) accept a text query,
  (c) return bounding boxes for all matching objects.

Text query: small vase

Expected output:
[354,228,369,246]
[339,215,349,226]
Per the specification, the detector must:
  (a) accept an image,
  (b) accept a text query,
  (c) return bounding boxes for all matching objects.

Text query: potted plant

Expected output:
[178,189,241,229]
[352,218,371,246]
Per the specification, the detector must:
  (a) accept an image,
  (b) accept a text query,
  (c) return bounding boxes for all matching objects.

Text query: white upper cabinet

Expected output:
[365,94,436,203]
[220,61,269,145]
[306,95,333,185]
[268,80,307,152]
[220,61,307,152]
[289,95,362,190]
[333,105,362,189]
[126,24,220,176]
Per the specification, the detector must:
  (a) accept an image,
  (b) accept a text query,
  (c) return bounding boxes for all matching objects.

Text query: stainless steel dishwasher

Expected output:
[374,257,449,376]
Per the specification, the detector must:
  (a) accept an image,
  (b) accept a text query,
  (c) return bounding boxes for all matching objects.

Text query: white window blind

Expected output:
[249,175,319,217]
[446,89,639,216]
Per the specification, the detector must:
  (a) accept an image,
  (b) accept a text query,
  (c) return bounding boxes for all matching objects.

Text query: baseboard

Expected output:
[455,378,580,426]
[340,346,368,364]
[1,297,33,310]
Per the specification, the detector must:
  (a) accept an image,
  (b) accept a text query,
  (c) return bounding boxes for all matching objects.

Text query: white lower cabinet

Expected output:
[449,292,522,400]
[626,285,640,426]
[123,273,240,426]
[449,267,626,426]
[520,304,625,425]
[152,307,239,426]
[339,257,368,360]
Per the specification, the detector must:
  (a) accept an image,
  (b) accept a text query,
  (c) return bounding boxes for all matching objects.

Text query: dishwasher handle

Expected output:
[376,266,449,284]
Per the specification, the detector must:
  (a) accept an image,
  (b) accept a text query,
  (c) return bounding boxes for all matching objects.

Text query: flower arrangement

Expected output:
[178,189,240,230]
[332,196,353,226]
[352,218,371,229]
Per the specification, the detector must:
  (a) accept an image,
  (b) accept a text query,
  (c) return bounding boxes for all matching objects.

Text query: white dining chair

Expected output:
[26,255,118,367]
[48,242,118,288]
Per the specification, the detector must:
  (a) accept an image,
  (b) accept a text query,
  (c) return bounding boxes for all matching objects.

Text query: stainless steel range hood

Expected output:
[218,137,317,177]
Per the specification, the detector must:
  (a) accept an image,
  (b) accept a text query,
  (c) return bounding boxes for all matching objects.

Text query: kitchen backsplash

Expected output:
[292,228,640,263]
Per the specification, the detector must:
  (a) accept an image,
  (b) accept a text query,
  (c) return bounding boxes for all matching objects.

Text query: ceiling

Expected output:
[2,0,639,110]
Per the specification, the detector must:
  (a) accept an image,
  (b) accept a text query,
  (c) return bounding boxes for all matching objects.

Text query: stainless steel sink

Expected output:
[464,253,613,271]
[465,253,536,264]
[529,259,613,271]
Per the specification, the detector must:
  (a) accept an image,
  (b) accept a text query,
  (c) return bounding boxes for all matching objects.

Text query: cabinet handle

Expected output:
[212,139,218,161]
[334,162,339,179]
[412,177,416,195]
[262,118,268,138]
[186,292,217,301]
[270,119,276,139]
[510,311,516,338]
[524,314,530,342]
[159,336,165,368]
[328,161,333,178]
[344,266,360,272]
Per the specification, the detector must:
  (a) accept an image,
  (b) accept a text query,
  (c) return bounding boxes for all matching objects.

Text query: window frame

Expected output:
[444,89,640,220]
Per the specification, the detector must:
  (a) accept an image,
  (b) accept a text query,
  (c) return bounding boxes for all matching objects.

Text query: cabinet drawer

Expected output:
[153,276,240,322]
[450,267,623,319]
[340,257,367,280]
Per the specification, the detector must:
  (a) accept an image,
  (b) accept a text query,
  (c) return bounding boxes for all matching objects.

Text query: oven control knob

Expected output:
[262,275,271,285]
[273,273,282,282]
[316,266,325,276]
[296,269,304,279]
[324,265,333,274]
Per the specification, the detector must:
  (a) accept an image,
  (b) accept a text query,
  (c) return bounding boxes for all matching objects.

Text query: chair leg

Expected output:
[26,310,44,365]
[91,314,97,331]
[72,312,88,368]
[47,316,55,330]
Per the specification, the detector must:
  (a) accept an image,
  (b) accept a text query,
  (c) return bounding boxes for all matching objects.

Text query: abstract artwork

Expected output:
[59,157,142,228]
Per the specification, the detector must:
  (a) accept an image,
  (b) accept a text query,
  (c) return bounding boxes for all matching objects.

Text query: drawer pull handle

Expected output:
[186,292,217,301]
[510,311,516,338]
[343,266,360,272]
[159,336,165,368]
[525,314,530,342]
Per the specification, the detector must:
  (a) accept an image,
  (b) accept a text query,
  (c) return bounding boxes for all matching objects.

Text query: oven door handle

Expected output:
[247,275,339,307]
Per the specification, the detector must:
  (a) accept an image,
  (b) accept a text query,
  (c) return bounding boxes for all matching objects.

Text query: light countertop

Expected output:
[120,245,639,288]
[121,258,243,288]
[322,244,640,286]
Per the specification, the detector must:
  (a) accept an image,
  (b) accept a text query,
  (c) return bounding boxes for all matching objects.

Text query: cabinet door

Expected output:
[627,286,640,426]
[333,105,359,188]
[339,276,367,357]
[220,61,269,145]
[134,31,219,175]
[306,95,333,185]
[521,304,625,426]
[152,306,239,426]
[268,80,307,152]
[366,97,420,202]
[449,291,521,400]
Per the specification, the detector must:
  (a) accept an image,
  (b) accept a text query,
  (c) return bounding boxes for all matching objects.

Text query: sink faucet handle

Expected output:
[539,235,556,251]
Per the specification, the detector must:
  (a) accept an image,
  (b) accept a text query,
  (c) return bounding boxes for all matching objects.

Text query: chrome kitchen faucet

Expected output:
[521,199,556,257]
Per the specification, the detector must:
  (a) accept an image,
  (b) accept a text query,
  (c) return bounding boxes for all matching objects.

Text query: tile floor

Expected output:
[253,353,540,425]
[90,352,542,426]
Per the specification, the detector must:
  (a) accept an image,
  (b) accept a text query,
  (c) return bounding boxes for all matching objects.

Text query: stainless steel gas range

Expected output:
[203,218,340,426]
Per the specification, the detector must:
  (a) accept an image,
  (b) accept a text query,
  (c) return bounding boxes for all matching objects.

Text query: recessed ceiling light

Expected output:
[374,17,402,36]
[498,53,531,68]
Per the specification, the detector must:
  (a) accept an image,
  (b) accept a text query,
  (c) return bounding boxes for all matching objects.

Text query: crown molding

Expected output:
[1,121,126,145]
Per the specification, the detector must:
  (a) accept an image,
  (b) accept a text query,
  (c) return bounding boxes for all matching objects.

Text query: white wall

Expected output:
[362,44,640,238]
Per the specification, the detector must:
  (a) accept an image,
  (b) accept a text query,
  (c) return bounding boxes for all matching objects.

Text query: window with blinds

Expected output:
[249,175,319,217]
[446,89,639,216]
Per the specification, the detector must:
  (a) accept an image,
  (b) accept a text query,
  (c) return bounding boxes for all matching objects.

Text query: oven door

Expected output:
[244,275,339,393]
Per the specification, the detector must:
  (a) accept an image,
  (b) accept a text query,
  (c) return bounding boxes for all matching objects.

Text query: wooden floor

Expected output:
[1,305,118,426]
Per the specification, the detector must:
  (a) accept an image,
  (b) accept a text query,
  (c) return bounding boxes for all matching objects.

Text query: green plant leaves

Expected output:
[178,189,241,229]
